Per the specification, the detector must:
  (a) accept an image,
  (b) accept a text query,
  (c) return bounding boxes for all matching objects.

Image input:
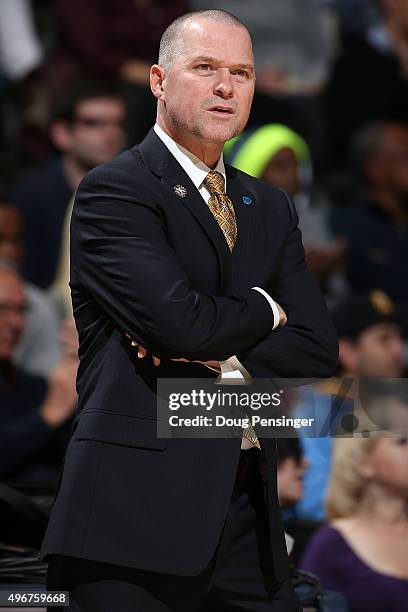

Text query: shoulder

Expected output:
[79,147,143,190]
[300,524,350,576]
[76,145,156,206]
[11,158,69,205]
[311,523,346,546]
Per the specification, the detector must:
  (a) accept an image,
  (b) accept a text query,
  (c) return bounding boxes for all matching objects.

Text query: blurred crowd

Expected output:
[0,1,408,609]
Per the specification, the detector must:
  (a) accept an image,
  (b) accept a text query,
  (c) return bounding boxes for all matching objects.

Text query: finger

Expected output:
[125,332,138,347]
[152,356,161,366]
[138,346,147,358]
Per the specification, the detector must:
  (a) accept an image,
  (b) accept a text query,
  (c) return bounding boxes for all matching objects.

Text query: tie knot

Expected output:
[204,170,225,196]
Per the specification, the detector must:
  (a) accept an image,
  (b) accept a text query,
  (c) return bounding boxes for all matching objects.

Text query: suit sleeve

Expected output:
[238,190,338,378]
[72,165,274,361]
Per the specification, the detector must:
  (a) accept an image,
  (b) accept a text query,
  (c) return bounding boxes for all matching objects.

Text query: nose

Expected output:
[213,68,233,99]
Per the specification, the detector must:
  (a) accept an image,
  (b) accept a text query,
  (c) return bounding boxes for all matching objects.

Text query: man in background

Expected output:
[330,122,408,307]
[0,262,78,483]
[0,197,59,376]
[296,290,405,520]
[10,81,126,288]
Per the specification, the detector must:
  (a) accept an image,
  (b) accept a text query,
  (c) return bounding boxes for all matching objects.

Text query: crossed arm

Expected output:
[73,169,338,378]
[126,301,287,371]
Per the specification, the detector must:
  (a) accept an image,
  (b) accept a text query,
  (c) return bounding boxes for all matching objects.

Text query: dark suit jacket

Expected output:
[40,129,338,581]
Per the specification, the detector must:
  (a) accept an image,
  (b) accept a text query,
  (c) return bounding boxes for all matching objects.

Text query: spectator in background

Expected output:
[330,122,408,306]
[0,262,78,484]
[295,290,405,520]
[10,81,126,289]
[276,437,307,512]
[0,199,59,376]
[324,0,408,166]
[300,434,408,611]
[225,124,347,306]
[49,0,189,145]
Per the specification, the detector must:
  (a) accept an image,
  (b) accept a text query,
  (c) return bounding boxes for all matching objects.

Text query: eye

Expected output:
[396,436,408,445]
[232,69,248,78]
[197,64,212,71]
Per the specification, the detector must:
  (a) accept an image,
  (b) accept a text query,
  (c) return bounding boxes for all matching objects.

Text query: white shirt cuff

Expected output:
[216,355,252,385]
[251,287,280,330]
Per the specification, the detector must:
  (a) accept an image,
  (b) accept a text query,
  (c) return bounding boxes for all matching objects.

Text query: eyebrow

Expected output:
[190,56,254,71]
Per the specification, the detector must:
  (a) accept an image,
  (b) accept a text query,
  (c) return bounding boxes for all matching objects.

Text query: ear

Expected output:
[50,121,73,153]
[150,65,166,101]
[338,338,358,372]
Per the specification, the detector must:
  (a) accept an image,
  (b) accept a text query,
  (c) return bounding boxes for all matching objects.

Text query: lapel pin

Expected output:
[173,184,188,198]
[242,195,253,206]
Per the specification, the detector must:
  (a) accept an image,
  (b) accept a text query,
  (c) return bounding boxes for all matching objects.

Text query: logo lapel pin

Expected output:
[242,195,253,206]
[173,184,188,198]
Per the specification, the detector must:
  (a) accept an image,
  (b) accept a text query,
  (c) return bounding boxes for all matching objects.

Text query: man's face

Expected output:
[54,97,126,170]
[342,322,405,378]
[261,148,300,197]
[159,19,255,146]
[0,269,26,360]
[0,205,23,267]
[277,457,308,507]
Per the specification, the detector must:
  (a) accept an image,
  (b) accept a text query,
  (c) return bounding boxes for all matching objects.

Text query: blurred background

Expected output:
[0,1,408,609]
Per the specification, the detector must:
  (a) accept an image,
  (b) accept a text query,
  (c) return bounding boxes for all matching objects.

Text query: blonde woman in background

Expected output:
[300,433,408,611]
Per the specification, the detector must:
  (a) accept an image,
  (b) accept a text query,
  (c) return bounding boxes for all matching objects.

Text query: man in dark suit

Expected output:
[41,9,338,611]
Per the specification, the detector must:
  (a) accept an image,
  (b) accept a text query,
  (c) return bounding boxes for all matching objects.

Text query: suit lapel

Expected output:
[138,129,231,291]
[226,165,257,291]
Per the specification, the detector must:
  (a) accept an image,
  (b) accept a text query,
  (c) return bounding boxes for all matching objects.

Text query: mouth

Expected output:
[207,106,235,116]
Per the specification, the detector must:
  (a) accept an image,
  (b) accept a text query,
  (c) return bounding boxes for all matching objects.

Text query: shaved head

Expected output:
[158,10,250,71]
[151,10,254,166]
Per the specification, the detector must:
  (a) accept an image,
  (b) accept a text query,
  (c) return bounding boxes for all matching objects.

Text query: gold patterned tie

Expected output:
[203,171,237,251]
[204,171,260,450]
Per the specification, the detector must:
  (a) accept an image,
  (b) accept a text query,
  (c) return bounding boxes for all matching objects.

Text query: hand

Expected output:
[275,301,287,327]
[126,334,161,366]
[172,357,221,372]
[59,316,79,358]
[40,355,78,428]
[125,335,220,371]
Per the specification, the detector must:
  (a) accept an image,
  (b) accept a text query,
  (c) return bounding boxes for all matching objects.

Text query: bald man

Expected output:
[42,10,337,611]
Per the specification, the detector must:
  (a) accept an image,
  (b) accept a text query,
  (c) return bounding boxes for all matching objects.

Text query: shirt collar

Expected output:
[154,123,226,190]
